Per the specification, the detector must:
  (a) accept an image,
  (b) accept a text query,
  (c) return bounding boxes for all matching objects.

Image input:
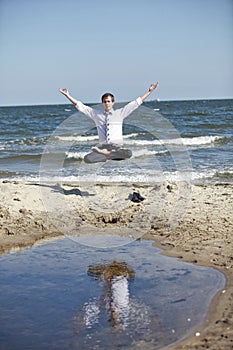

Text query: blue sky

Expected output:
[0,0,232,106]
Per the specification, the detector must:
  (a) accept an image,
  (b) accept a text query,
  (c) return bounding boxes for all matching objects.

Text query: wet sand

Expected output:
[0,180,232,349]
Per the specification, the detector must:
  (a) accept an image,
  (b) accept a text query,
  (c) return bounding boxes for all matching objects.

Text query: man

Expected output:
[59,82,159,163]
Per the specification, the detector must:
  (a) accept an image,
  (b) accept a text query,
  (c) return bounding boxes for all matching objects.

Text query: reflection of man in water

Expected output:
[86,261,135,330]
[72,260,162,349]
[59,82,159,163]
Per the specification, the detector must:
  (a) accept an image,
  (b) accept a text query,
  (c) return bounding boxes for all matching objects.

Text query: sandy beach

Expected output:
[0,180,232,349]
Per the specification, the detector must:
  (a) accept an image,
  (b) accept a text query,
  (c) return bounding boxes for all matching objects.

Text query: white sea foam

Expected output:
[124,133,139,139]
[64,135,223,161]
[180,135,222,146]
[54,134,223,147]
[65,151,87,160]
[124,135,222,146]
[55,133,139,143]
[55,135,99,142]
[3,168,232,184]
[131,149,168,158]
[36,172,190,183]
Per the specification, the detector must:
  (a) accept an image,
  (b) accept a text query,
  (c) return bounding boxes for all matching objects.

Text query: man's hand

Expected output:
[149,82,159,92]
[59,88,78,106]
[140,82,159,102]
[59,88,69,97]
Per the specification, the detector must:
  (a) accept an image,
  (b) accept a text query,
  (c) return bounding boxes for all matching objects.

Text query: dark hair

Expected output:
[101,93,115,103]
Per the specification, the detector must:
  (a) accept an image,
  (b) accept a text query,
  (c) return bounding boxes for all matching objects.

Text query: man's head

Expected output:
[101,93,115,112]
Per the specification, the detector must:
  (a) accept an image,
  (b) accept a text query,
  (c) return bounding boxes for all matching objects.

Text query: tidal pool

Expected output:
[0,236,225,350]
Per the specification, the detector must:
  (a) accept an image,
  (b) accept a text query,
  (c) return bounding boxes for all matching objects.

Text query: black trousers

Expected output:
[84,144,132,163]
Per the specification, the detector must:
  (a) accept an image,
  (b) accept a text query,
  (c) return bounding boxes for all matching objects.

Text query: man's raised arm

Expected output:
[140,82,159,102]
[59,88,78,105]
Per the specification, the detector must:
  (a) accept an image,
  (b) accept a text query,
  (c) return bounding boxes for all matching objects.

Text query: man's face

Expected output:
[102,96,114,112]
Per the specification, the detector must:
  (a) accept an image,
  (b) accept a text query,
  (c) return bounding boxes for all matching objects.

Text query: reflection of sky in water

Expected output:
[0,237,225,350]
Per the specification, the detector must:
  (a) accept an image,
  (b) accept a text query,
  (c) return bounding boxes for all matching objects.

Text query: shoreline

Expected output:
[0,180,232,349]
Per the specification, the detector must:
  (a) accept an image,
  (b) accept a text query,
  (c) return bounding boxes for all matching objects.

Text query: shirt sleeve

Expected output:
[120,97,143,120]
[75,101,96,120]
[136,97,143,105]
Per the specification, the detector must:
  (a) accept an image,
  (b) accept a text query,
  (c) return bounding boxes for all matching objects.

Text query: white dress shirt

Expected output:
[75,97,142,145]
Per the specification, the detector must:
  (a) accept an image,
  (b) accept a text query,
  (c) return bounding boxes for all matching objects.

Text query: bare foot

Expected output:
[91,146,110,159]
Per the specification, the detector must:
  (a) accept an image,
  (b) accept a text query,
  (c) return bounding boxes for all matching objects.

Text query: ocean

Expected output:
[0,99,232,183]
